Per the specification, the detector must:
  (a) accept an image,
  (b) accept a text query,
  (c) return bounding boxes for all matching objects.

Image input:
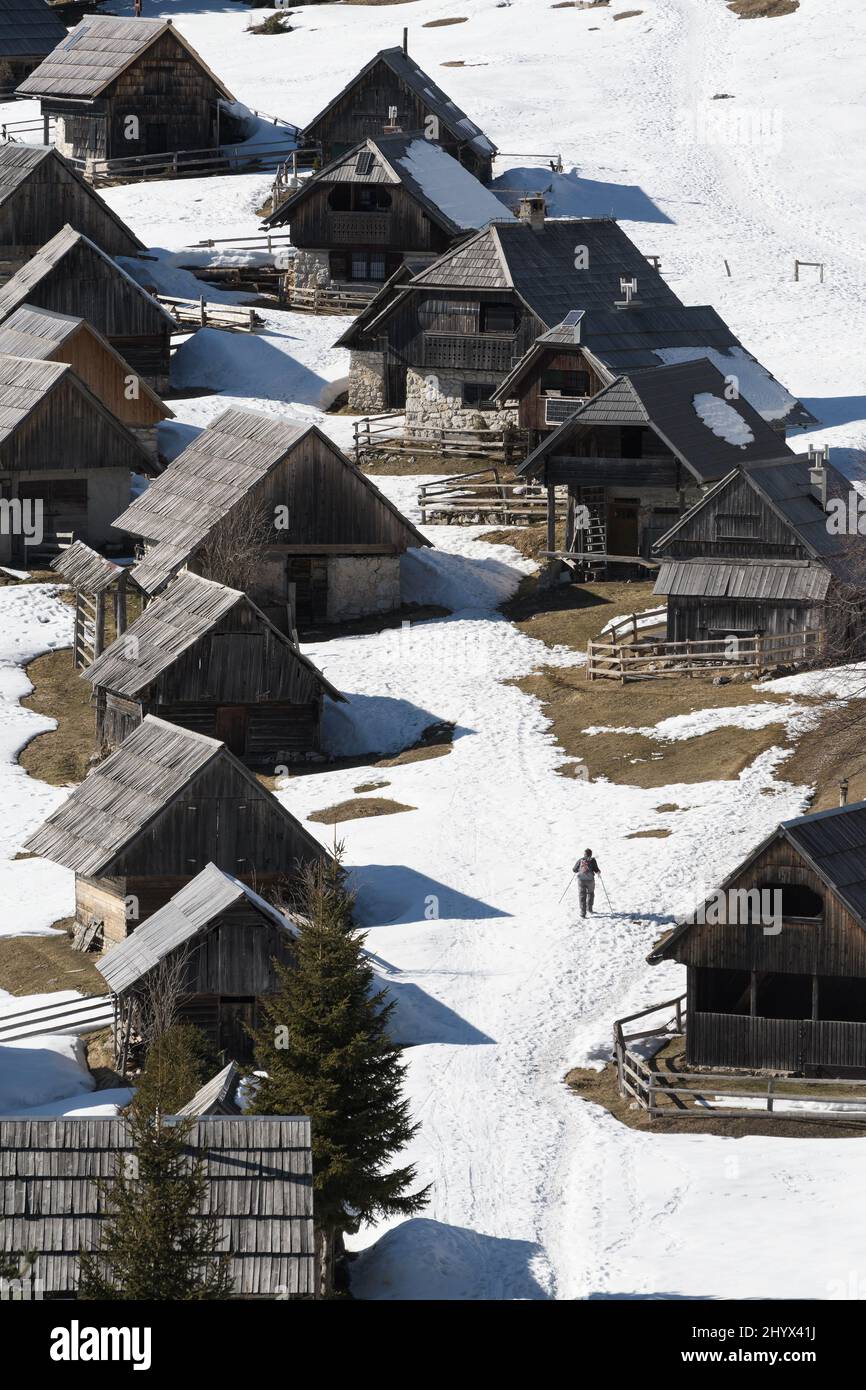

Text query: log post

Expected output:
[546,482,556,556]
[93,591,105,658]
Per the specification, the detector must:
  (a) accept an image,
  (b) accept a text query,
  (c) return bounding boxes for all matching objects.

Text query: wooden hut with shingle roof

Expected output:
[98,861,302,1061]
[0,304,171,461]
[17,15,237,168]
[0,0,67,92]
[0,224,174,389]
[114,407,431,632]
[83,570,343,763]
[0,143,142,281]
[301,43,497,182]
[0,1115,314,1297]
[0,351,155,563]
[23,713,326,944]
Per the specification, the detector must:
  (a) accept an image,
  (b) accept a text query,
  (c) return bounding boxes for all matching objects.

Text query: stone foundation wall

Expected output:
[286,248,332,290]
[348,350,388,414]
[325,554,401,622]
[405,368,518,437]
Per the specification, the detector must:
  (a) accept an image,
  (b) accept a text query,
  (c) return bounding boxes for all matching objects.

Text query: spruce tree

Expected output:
[131,1021,219,1118]
[249,850,429,1294]
[77,1108,233,1300]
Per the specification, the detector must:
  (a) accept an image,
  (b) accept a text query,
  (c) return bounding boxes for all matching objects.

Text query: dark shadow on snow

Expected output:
[350,1218,551,1300]
[351,865,510,927]
[492,165,674,224]
[382,980,494,1047]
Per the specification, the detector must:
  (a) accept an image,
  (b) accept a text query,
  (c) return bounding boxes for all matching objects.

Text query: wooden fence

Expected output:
[354,412,529,467]
[613,995,866,1123]
[285,283,377,315]
[418,470,566,525]
[158,295,263,334]
[73,137,300,186]
[586,627,824,682]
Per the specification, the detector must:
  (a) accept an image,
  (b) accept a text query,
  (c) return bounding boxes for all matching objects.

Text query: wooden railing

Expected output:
[353,413,529,468]
[74,138,300,186]
[613,995,866,1123]
[599,605,667,645]
[157,295,263,334]
[586,627,825,682]
[420,333,517,374]
[418,471,566,525]
[329,212,391,243]
[285,283,378,314]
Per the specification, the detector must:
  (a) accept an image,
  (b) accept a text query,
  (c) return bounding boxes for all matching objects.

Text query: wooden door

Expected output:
[606,501,639,556]
[219,998,257,1063]
[215,705,249,757]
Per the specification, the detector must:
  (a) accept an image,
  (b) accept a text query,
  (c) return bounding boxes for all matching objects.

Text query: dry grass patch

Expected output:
[613,7,643,16]
[19,648,95,786]
[353,779,391,793]
[376,720,454,767]
[423,15,467,24]
[654,802,682,813]
[309,796,416,825]
[0,922,107,998]
[506,576,660,654]
[779,698,866,810]
[728,0,798,16]
[362,452,479,476]
[626,828,671,839]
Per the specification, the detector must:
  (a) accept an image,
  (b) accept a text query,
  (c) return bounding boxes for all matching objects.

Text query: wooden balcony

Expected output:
[328,212,391,244]
[420,332,516,373]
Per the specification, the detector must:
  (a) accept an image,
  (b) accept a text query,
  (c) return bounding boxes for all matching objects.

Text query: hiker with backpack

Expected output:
[573,849,601,917]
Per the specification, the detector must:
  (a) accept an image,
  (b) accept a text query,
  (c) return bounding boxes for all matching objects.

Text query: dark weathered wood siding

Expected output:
[386,288,542,379]
[288,181,451,257]
[0,156,140,260]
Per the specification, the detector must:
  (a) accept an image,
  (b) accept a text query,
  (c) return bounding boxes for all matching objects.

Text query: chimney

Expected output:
[840,777,850,807]
[383,105,401,135]
[402,27,408,55]
[808,442,829,509]
[517,194,546,233]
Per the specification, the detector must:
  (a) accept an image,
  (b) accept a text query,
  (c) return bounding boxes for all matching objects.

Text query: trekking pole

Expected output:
[600,877,613,911]
[558,875,575,904]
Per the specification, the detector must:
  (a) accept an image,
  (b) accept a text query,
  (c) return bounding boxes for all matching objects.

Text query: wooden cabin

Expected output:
[516,359,794,574]
[493,305,814,449]
[336,209,685,421]
[301,43,496,182]
[17,15,237,169]
[83,570,344,764]
[0,0,67,93]
[266,134,511,295]
[97,862,302,1063]
[0,224,175,390]
[0,144,143,282]
[51,541,135,668]
[0,1115,314,1298]
[0,304,172,462]
[652,454,866,656]
[23,714,326,944]
[114,408,431,632]
[648,800,866,1076]
[0,352,155,563]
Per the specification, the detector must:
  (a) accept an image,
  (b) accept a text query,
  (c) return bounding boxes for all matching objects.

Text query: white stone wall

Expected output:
[325,554,401,622]
[405,368,518,437]
[348,350,388,414]
[287,248,332,290]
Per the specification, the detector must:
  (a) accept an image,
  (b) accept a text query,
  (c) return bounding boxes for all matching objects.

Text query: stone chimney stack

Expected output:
[808,443,829,510]
[517,194,546,233]
[840,777,850,807]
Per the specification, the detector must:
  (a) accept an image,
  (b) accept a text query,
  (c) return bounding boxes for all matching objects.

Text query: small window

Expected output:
[480,303,516,334]
[356,185,391,212]
[716,513,761,539]
[328,186,352,211]
[349,251,386,281]
[540,368,590,398]
[760,882,824,920]
[462,382,497,410]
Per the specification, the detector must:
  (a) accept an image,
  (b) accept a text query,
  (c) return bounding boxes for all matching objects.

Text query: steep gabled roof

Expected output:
[83,569,343,701]
[17,14,234,102]
[0,144,144,251]
[518,359,793,483]
[96,860,301,994]
[114,407,430,595]
[22,713,326,876]
[0,0,67,61]
[652,454,863,585]
[177,1062,241,1117]
[51,539,126,594]
[0,304,171,417]
[302,45,496,158]
[649,800,866,963]
[266,133,512,237]
[0,1115,314,1297]
[0,351,154,471]
[0,224,175,328]
[339,217,682,348]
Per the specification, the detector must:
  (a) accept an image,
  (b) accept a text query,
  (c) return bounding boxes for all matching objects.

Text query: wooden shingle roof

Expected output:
[50,539,125,594]
[96,861,301,994]
[82,570,343,701]
[0,223,174,328]
[0,0,67,61]
[0,1115,314,1297]
[654,557,832,603]
[17,14,234,101]
[177,1062,242,1117]
[115,407,430,595]
[302,45,496,158]
[519,359,793,484]
[22,713,326,876]
[267,133,512,236]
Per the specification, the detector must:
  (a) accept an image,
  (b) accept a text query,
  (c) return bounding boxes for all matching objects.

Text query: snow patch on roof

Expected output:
[655,346,797,423]
[395,138,513,231]
[692,391,755,448]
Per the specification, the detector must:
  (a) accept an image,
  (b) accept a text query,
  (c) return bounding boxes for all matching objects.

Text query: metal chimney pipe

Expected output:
[403,28,408,54]
[840,777,850,807]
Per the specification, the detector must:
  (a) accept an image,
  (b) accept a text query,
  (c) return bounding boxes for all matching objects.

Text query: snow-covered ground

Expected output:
[1,0,865,1298]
